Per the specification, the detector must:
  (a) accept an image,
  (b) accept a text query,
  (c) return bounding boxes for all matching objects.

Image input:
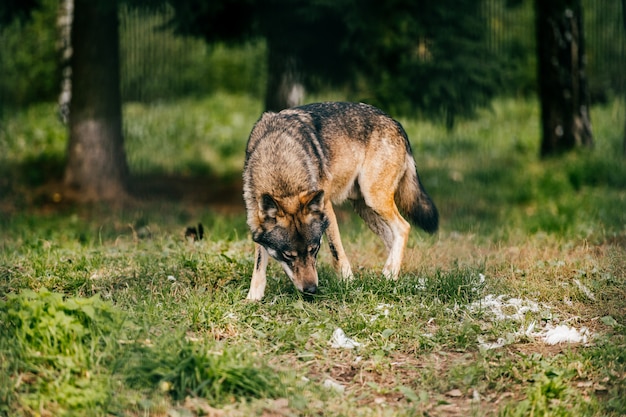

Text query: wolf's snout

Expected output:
[303,284,317,294]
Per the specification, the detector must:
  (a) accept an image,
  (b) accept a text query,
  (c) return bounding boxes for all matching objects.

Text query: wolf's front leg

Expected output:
[246,244,269,301]
[324,202,353,279]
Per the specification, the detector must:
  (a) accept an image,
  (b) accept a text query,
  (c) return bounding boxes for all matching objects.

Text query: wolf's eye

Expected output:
[282,250,296,261]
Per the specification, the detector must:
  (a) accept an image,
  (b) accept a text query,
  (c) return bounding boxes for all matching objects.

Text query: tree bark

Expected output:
[535,0,593,157]
[264,44,305,112]
[623,114,626,157]
[622,0,626,157]
[57,0,73,124]
[64,0,129,201]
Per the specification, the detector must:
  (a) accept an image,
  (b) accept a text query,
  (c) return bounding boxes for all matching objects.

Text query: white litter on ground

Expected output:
[473,273,486,293]
[538,324,590,345]
[573,278,596,301]
[370,303,392,322]
[223,312,237,320]
[376,303,392,314]
[471,294,541,321]
[330,328,361,349]
[477,337,508,350]
[473,293,592,349]
[323,378,345,393]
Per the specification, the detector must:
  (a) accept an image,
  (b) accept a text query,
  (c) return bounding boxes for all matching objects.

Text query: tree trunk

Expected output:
[264,44,305,112]
[623,114,626,157]
[64,0,129,201]
[57,0,73,124]
[622,0,626,157]
[535,0,593,157]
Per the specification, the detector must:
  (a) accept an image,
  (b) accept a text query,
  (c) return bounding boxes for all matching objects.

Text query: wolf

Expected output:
[243,102,438,300]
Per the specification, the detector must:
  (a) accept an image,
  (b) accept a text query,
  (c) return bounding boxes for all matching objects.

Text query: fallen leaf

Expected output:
[323,378,345,393]
[183,397,224,417]
[594,384,608,392]
[446,389,464,398]
[272,398,289,408]
[494,392,514,405]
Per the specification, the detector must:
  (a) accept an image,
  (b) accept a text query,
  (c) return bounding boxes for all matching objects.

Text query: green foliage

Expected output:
[353,0,500,126]
[488,0,538,96]
[2,289,122,361]
[170,0,502,123]
[0,0,59,107]
[0,285,289,414]
[124,338,286,403]
[419,267,486,304]
[0,102,66,203]
[0,0,39,25]
[0,289,124,414]
[123,93,262,177]
[500,363,589,417]
[584,327,626,414]
[584,0,626,98]
[0,96,625,415]
[1,0,623,122]
[119,5,267,102]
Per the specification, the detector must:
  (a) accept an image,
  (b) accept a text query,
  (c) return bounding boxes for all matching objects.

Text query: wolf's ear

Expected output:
[260,194,281,220]
[302,190,325,214]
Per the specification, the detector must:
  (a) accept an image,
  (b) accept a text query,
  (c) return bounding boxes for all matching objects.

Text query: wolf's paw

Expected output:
[382,267,400,281]
[340,264,354,280]
[245,290,264,301]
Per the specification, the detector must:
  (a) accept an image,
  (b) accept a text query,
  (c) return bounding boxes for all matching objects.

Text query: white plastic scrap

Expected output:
[573,279,596,301]
[477,337,508,350]
[473,273,486,293]
[370,303,392,322]
[330,328,361,349]
[376,303,392,314]
[323,378,345,393]
[473,293,593,349]
[471,294,541,321]
[539,324,590,345]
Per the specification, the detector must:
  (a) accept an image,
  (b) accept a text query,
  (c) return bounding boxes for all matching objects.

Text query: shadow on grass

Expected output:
[0,156,245,214]
[127,174,244,212]
[427,151,626,234]
[2,147,625,238]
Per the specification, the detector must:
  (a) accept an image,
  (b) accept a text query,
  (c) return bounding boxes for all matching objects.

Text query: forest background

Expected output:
[0,1,625,416]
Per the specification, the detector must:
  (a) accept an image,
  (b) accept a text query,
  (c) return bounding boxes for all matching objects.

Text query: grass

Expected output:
[0,94,625,416]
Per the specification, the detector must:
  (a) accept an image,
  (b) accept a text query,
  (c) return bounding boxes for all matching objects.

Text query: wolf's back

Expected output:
[244,102,438,234]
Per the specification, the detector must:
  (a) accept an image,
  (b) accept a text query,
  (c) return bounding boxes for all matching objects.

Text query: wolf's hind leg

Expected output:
[353,199,410,279]
[356,141,411,279]
[246,244,269,300]
[324,202,353,279]
[381,209,410,279]
[353,199,394,251]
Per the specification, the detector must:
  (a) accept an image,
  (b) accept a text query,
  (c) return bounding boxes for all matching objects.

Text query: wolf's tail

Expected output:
[395,153,439,234]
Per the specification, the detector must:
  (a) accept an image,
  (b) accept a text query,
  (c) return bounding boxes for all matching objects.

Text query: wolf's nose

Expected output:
[303,284,317,295]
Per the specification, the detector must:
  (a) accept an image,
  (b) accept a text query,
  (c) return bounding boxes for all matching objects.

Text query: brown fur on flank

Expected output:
[243,102,438,300]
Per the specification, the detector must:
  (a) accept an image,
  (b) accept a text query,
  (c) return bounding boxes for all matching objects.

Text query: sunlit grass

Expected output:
[0,94,625,415]
[123,92,262,178]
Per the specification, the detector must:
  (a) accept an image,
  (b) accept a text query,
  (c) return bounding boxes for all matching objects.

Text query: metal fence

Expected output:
[117,0,625,103]
[583,0,626,97]
[480,0,625,99]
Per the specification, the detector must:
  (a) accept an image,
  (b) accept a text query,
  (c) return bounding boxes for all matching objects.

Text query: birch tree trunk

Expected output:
[57,0,73,124]
[622,0,626,157]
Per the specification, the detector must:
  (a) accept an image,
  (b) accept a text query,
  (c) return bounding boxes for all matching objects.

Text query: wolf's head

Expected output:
[252,190,328,295]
